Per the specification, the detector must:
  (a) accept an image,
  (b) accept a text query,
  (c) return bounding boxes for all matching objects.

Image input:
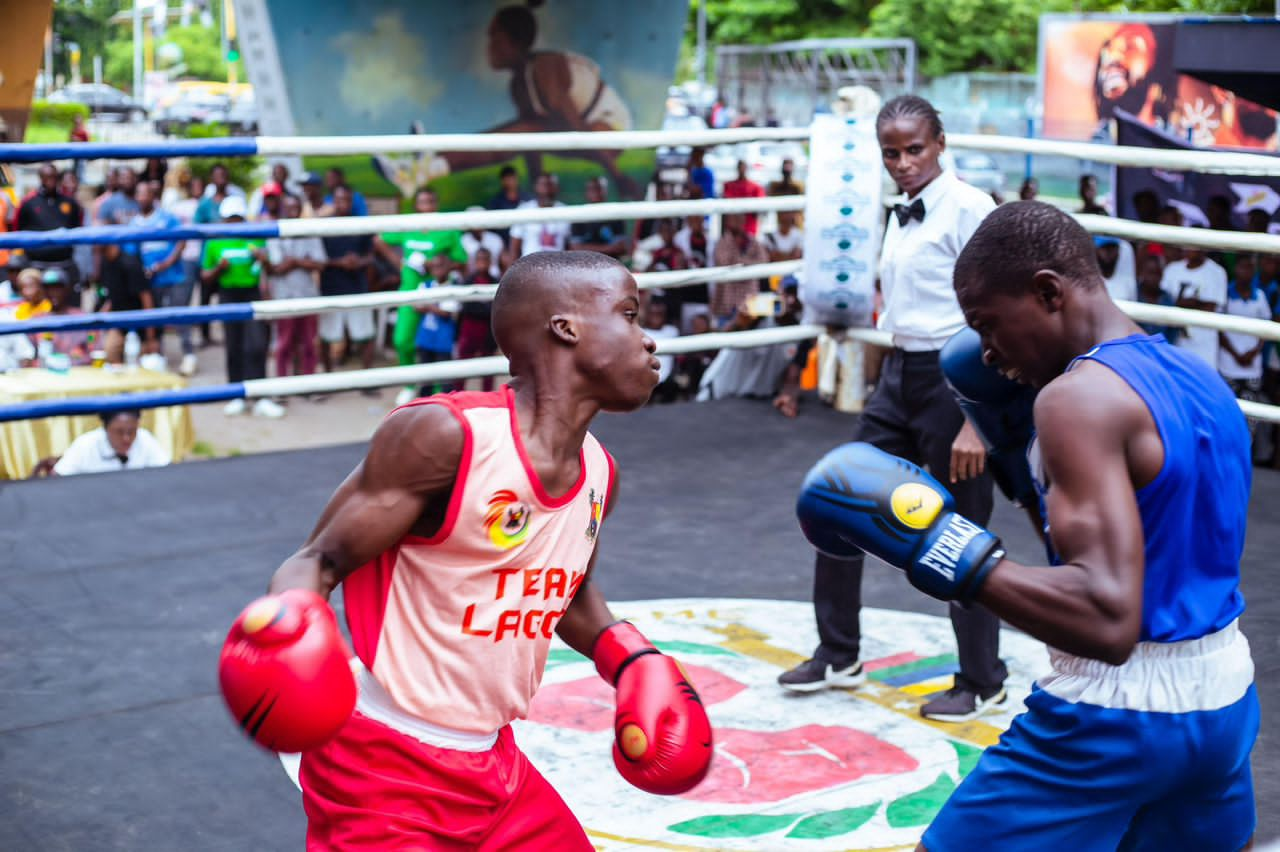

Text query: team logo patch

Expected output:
[484,489,531,550]
[890,482,944,530]
[585,488,603,542]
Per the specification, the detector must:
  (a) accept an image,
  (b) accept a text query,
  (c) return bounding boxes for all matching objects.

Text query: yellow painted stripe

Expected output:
[899,677,954,696]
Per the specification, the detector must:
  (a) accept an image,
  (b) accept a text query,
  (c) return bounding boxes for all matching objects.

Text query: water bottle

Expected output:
[124,330,141,368]
[37,334,54,367]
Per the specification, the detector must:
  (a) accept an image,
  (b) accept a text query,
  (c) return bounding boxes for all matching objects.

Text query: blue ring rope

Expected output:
[0,383,244,423]
[0,220,279,250]
[0,138,260,164]
[0,304,257,336]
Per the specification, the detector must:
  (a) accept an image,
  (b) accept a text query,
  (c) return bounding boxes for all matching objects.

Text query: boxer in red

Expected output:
[218,251,713,849]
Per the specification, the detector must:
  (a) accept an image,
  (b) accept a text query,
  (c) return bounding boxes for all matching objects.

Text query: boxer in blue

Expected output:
[798,201,1257,850]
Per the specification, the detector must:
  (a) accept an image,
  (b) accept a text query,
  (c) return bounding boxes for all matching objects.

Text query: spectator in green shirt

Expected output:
[373,187,468,406]
[200,196,283,418]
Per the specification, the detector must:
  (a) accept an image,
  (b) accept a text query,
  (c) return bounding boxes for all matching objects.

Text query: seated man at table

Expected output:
[33,410,171,477]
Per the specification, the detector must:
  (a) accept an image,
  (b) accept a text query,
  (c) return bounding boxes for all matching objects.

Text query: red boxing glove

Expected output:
[218,588,357,753]
[592,621,713,795]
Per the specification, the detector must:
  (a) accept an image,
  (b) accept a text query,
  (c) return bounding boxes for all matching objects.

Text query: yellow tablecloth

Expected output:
[0,367,194,479]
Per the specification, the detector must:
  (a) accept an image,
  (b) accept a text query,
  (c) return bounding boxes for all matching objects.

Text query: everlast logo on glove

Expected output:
[918,516,985,582]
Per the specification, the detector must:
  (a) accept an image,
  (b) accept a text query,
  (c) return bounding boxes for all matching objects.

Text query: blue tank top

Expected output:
[1035,334,1249,643]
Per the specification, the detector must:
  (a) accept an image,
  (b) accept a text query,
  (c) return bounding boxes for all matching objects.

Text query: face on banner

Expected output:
[1042,17,1278,151]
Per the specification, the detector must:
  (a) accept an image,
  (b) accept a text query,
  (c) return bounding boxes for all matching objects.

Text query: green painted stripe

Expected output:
[868,653,958,682]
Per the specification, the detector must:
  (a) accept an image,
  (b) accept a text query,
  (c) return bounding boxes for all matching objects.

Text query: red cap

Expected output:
[261,182,284,198]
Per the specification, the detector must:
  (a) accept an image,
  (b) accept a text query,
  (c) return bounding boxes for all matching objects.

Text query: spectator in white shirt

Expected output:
[641,296,680,402]
[777,95,1007,722]
[510,174,571,257]
[1160,242,1228,368]
[460,208,506,276]
[1095,236,1136,302]
[1219,253,1271,391]
[47,410,171,477]
[764,210,804,261]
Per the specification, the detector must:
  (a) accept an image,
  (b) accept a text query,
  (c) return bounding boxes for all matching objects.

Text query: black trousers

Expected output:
[812,348,1008,692]
[221,286,268,384]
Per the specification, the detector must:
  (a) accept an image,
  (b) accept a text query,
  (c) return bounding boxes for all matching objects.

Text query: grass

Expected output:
[302,149,656,209]
[23,120,72,145]
[190,440,217,458]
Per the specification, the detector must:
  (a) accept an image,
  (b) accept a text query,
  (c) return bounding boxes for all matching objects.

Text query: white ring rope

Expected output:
[262,127,1280,177]
[1081,215,1280,255]
[946,133,1280,178]
[275,196,804,240]
[256,127,812,157]
[251,261,803,319]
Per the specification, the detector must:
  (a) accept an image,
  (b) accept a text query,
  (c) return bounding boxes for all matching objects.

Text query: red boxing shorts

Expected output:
[300,712,593,851]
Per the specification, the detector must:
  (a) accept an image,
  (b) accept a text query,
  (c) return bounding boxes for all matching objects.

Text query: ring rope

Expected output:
[0,195,805,250]
[0,127,812,164]
[4,127,1279,177]
[0,261,803,336]
[6,324,1280,425]
[4,195,1280,257]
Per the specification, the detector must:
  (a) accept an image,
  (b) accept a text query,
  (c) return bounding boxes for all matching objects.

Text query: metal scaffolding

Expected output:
[715,38,917,126]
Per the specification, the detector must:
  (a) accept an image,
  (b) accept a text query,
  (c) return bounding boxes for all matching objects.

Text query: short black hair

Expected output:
[100,409,141,427]
[499,165,519,179]
[493,0,543,50]
[492,250,628,356]
[954,201,1101,297]
[876,95,943,139]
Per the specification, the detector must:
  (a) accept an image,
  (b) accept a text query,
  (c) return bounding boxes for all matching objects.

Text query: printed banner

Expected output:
[1113,109,1280,234]
[1040,16,1278,151]
[801,114,882,328]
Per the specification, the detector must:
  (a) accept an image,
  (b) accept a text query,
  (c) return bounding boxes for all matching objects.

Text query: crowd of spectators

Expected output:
[0,154,806,416]
[1037,176,1280,466]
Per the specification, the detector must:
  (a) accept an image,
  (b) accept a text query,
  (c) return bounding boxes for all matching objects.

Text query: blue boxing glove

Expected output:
[940,328,1038,508]
[797,442,1006,602]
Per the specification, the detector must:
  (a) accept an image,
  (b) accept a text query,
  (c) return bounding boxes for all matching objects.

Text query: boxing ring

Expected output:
[3,126,1280,851]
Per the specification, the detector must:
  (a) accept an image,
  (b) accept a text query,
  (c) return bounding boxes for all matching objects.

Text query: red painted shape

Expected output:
[685,725,919,804]
[862,651,923,672]
[526,662,746,731]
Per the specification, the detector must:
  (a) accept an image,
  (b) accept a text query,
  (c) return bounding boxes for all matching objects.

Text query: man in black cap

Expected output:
[12,164,84,292]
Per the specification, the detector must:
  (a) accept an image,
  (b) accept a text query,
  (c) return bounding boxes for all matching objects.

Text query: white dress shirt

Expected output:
[1101,239,1137,303]
[877,170,995,351]
[53,426,171,476]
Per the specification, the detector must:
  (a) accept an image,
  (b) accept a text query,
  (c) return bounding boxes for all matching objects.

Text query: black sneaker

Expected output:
[920,684,1008,722]
[777,658,866,693]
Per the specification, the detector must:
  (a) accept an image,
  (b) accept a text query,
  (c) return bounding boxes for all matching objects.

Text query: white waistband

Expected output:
[1038,620,1254,713]
[354,662,500,752]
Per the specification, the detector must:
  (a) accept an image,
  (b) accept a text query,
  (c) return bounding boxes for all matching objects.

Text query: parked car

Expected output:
[948,149,1006,196]
[704,141,808,189]
[47,84,147,122]
[225,92,259,135]
[154,90,230,135]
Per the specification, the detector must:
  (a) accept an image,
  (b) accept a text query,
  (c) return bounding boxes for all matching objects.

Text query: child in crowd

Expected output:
[413,254,462,397]
[455,247,500,392]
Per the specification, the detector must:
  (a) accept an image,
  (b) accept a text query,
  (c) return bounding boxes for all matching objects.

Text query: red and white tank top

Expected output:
[342,386,615,734]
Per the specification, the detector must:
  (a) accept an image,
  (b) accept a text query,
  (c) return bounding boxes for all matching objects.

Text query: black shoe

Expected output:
[920,684,1007,722]
[777,658,866,693]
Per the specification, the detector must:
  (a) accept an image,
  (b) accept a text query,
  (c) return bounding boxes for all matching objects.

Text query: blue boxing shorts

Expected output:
[924,621,1257,852]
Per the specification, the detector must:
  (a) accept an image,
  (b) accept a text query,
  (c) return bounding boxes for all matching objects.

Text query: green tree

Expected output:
[866,0,1275,77]
[105,24,242,88]
[51,0,128,84]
